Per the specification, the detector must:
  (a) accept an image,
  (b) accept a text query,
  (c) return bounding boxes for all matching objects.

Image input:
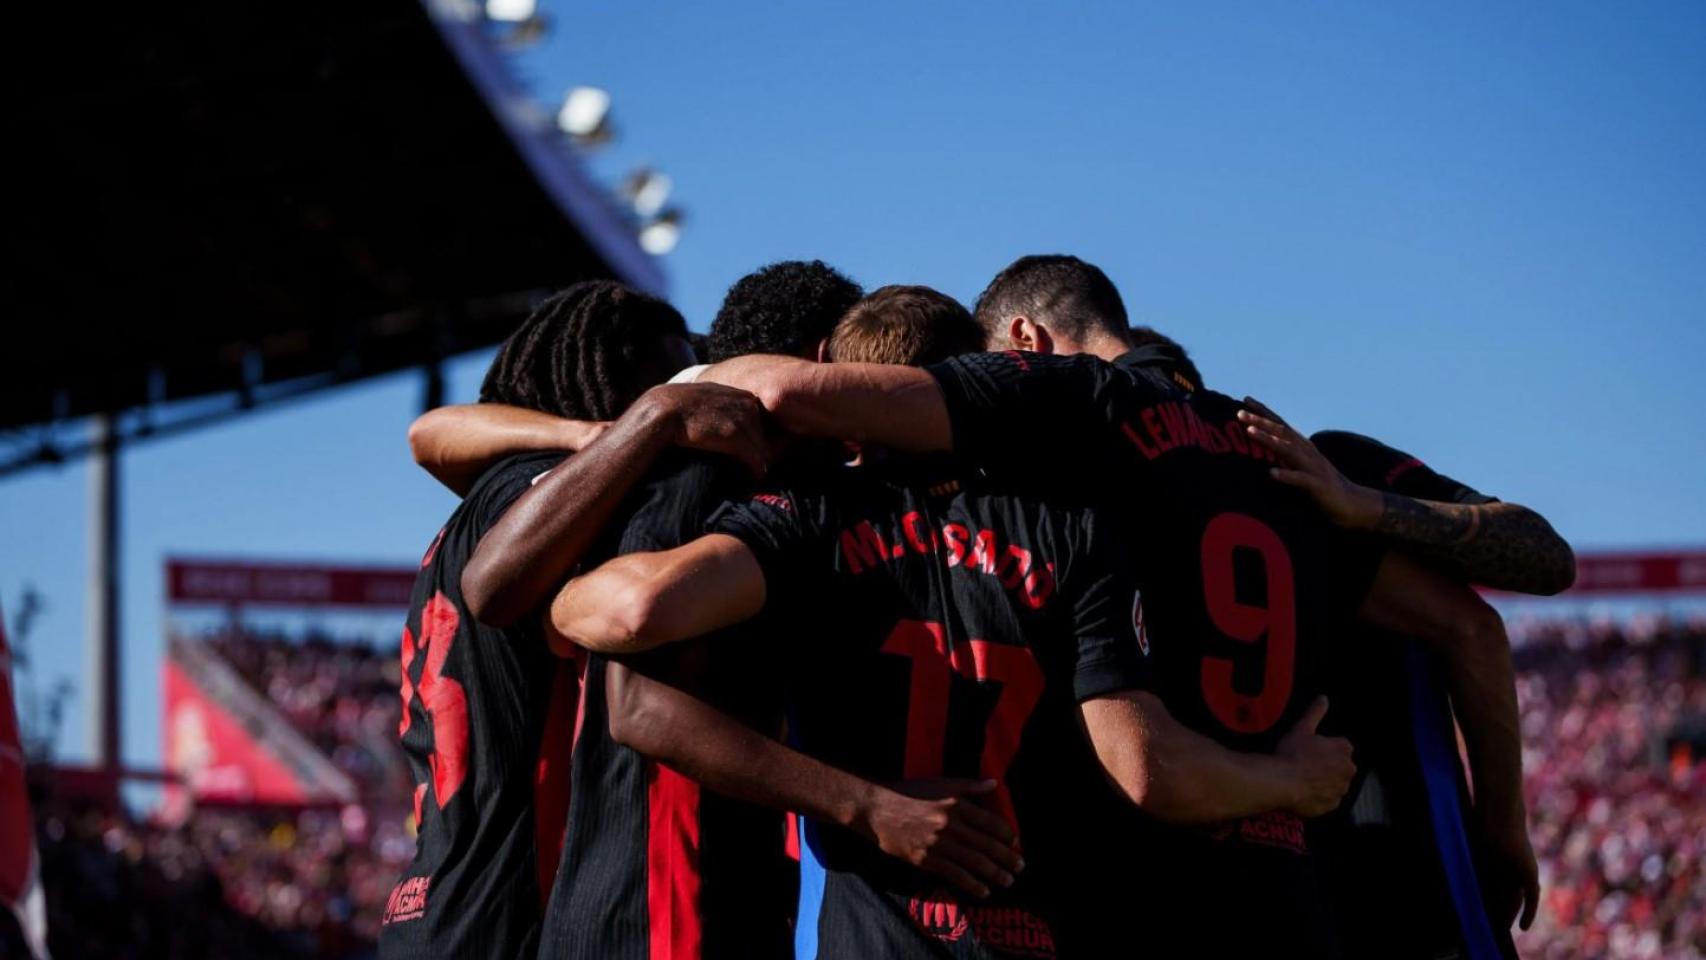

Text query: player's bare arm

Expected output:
[1238,401,1576,595]
[693,354,954,452]
[604,658,1022,899]
[460,384,771,627]
[409,403,610,496]
[1356,551,1540,933]
[546,534,765,656]
[1080,691,1354,824]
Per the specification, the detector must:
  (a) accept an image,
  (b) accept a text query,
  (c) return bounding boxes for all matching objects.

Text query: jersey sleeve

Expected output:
[1056,507,1153,701]
[618,458,749,555]
[707,488,831,612]
[466,452,570,539]
[1311,430,1497,505]
[925,351,1125,477]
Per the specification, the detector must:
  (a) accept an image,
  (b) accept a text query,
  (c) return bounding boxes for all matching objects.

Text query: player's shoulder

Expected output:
[1308,429,1393,462]
[930,348,1124,392]
[641,450,747,502]
[470,450,571,499]
[1307,430,1427,491]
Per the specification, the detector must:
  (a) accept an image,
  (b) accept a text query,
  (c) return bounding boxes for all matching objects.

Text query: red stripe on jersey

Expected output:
[783,811,800,862]
[532,657,582,907]
[569,647,590,755]
[647,763,703,960]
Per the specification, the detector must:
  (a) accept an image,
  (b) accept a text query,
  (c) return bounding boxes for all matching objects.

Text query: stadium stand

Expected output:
[1511,614,1706,960]
[202,627,409,800]
[32,622,413,959]
[33,790,411,959]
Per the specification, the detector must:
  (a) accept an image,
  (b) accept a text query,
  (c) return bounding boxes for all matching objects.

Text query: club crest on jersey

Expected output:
[1131,589,1150,656]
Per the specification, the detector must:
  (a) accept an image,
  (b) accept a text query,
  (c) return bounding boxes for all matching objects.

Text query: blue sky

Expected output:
[2,0,1703,770]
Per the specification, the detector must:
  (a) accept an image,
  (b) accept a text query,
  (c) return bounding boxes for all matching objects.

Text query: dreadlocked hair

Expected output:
[479,280,688,421]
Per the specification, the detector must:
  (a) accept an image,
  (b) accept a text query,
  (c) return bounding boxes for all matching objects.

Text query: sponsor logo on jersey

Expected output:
[906,896,1058,958]
[1211,810,1308,854]
[752,492,794,513]
[382,876,431,925]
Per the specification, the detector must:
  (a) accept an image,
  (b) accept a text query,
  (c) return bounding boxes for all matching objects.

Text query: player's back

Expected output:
[1119,382,1377,756]
[381,451,580,960]
[713,454,1138,960]
[539,453,794,960]
[927,349,1384,957]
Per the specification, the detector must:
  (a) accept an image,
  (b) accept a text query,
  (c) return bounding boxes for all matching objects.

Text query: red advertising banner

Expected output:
[166,558,415,609]
[163,659,312,806]
[1566,551,1706,595]
[0,605,32,906]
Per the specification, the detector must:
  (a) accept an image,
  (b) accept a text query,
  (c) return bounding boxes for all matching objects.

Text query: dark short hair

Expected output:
[479,280,688,421]
[972,254,1131,348]
[829,285,982,367]
[1127,325,1205,391]
[707,260,863,362]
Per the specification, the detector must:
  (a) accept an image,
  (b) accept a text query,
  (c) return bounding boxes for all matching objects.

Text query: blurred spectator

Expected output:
[202,627,407,797]
[34,789,412,959]
[1511,613,1706,960]
[27,614,1706,957]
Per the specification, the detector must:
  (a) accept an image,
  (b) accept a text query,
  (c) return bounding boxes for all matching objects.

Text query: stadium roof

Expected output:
[3,0,663,436]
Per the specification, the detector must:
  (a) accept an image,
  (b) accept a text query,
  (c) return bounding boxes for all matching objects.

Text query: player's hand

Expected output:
[859,778,1022,899]
[1274,697,1356,817]
[1480,809,1541,932]
[639,382,774,477]
[1236,399,1383,531]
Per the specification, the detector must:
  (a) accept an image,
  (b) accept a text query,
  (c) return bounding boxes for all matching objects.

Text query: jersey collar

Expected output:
[1114,344,1198,393]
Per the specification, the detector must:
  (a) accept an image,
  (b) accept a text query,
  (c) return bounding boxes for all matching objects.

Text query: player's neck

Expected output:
[1068,334,1131,363]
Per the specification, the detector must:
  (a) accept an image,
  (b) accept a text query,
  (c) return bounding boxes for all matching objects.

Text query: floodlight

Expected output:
[620,168,673,218]
[557,86,612,144]
[485,0,536,22]
[639,208,683,255]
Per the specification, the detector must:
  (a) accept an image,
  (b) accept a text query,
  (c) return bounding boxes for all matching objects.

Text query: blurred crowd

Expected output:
[31,793,413,959]
[1511,613,1706,960]
[21,614,1706,958]
[204,627,408,797]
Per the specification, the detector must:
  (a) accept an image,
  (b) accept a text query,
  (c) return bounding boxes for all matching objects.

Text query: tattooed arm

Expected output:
[1362,493,1574,595]
[1236,403,1576,595]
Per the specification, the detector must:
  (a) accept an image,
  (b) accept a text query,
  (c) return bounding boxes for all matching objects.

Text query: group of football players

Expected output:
[377,255,1576,959]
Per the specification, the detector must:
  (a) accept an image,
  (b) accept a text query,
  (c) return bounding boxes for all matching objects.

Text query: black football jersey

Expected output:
[711,454,1144,960]
[380,451,581,960]
[926,349,1385,956]
[538,455,795,960]
[1310,431,1516,960]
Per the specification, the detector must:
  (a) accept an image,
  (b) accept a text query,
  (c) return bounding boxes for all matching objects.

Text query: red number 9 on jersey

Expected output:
[1199,512,1297,735]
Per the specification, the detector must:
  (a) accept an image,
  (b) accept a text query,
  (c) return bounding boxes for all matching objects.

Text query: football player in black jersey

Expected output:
[678,272,1534,956]
[549,286,1366,959]
[398,264,1036,959]
[1120,324,1569,957]
[380,280,780,960]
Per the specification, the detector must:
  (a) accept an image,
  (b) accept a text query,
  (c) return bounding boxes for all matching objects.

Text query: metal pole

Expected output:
[86,413,121,777]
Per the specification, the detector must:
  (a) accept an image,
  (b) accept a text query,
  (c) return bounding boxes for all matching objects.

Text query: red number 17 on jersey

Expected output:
[880,619,1044,834]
